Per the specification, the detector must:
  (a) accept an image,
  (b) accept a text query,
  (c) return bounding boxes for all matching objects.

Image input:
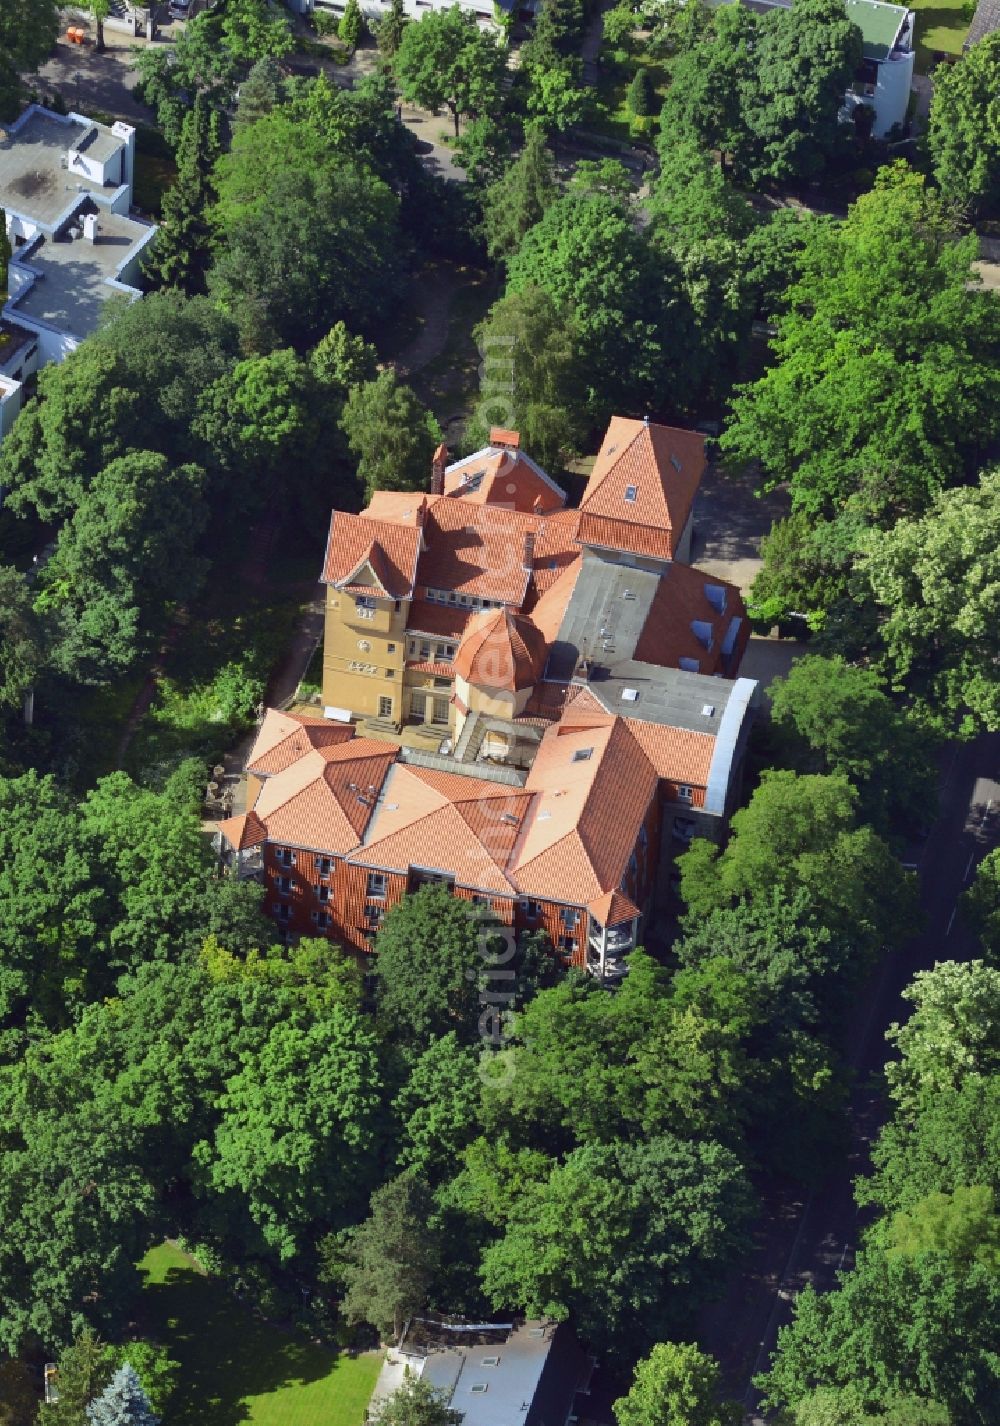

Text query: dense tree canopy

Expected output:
[0,0,58,119]
[928,33,1000,216]
[394,8,505,137]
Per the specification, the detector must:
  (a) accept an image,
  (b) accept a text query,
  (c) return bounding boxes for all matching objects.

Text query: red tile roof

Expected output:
[453,608,547,692]
[253,738,397,852]
[578,419,705,560]
[633,563,747,675]
[588,888,641,927]
[247,709,355,777]
[216,810,267,851]
[407,600,471,639]
[418,501,539,605]
[443,448,565,515]
[322,511,422,598]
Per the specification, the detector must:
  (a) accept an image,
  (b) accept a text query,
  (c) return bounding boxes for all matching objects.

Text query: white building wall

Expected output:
[873,48,914,136]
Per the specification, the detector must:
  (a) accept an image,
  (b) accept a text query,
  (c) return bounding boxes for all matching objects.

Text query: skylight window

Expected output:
[572,748,593,762]
[701,703,716,717]
[470,1384,489,1394]
[624,485,638,503]
[620,688,639,702]
[669,454,682,473]
[481,1357,501,1367]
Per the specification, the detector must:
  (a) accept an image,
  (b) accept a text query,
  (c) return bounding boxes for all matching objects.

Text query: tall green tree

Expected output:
[340,370,441,500]
[371,1377,462,1426]
[480,1135,752,1348]
[144,94,221,294]
[481,126,557,260]
[0,566,45,711]
[721,163,998,527]
[394,7,505,137]
[38,1329,110,1426]
[468,285,581,470]
[0,0,59,119]
[614,1342,740,1426]
[768,654,937,832]
[335,1173,442,1339]
[884,961,1000,1121]
[928,32,1000,216]
[678,771,918,964]
[860,469,1000,733]
[722,165,1000,526]
[744,0,861,184]
[372,887,484,1048]
[340,0,364,50]
[378,0,408,57]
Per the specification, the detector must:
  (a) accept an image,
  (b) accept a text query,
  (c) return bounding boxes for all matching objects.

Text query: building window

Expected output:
[677,784,694,803]
[366,904,383,927]
[275,903,291,921]
[276,847,296,867]
[394,600,401,612]
[378,695,393,719]
[447,592,458,603]
[317,885,330,904]
[433,677,451,690]
[559,935,575,951]
[560,907,580,928]
[639,826,648,849]
[420,642,432,660]
[387,643,396,654]
[367,871,387,898]
[624,485,638,502]
[311,910,330,929]
[432,699,449,725]
[628,852,638,878]
[318,856,332,877]
[277,875,292,895]
[572,748,593,763]
[471,894,490,907]
[443,644,456,660]
[524,899,541,919]
[355,596,376,620]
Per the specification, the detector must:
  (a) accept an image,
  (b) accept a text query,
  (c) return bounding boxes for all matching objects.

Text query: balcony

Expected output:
[588,924,635,954]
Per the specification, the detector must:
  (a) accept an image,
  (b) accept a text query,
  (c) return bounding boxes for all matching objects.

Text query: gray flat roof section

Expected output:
[13,210,152,341]
[546,556,660,683]
[585,661,733,735]
[72,124,121,165]
[0,111,113,227]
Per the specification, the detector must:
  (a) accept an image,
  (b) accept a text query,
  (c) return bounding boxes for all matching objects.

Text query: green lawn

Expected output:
[138,1244,383,1426]
[908,0,973,69]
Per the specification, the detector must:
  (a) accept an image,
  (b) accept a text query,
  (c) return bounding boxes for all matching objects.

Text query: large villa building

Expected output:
[218,419,759,981]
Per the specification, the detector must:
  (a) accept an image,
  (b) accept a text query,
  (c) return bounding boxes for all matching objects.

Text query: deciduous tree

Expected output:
[394,8,505,137]
[340,370,441,500]
[928,32,1000,215]
[614,1342,740,1426]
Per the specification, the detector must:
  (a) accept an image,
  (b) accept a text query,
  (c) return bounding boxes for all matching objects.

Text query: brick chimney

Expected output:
[431,443,448,496]
[522,532,535,569]
[490,427,520,451]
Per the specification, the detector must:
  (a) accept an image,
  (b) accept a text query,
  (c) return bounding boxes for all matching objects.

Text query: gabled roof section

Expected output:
[247,708,355,777]
[633,563,747,676]
[251,738,397,853]
[588,888,641,927]
[444,445,567,514]
[418,500,539,605]
[216,810,267,851]
[351,764,534,892]
[453,607,548,692]
[511,719,658,902]
[578,419,706,561]
[322,511,421,598]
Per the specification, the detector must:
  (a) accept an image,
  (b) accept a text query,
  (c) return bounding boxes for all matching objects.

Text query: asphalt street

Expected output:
[698,731,1000,1422]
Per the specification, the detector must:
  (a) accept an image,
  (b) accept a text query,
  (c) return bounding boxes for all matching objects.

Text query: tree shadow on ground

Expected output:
[139,1255,350,1426]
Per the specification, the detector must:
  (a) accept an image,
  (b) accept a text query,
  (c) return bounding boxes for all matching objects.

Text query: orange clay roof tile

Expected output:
[216,810,268,851]
[453,608,547,691]
[578,419,706,560]
[246,709,355,776]
[588,888,641,926]
[443,448,566,515]
[322,512,422,598]
[250,738,396,853]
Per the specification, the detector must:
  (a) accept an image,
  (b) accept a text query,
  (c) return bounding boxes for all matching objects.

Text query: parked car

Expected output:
[168,0,191,19]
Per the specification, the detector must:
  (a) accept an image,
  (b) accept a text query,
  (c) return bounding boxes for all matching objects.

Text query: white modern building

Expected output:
[0,104,157,450]
[743,0,916,139]
[286,0,537,32]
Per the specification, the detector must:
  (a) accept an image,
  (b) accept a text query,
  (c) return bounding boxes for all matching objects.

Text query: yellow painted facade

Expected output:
[322,580,408,723]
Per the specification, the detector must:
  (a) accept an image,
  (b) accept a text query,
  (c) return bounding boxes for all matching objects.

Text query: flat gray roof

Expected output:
[0,111,117,227]
[13,209,151,341]
[585,660,733,735]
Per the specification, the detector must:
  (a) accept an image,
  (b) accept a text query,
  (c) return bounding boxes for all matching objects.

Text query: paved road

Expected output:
[698,730,1000,1421]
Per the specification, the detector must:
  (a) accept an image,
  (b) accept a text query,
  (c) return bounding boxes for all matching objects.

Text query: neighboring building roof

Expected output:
[577,418,705,560]
[444,444,567,514]
[322,511,422,598]
[843,0,910,59]
[371,1319,589,1426]
[964,0,1000,46]
[247,708,356,777]
[407,599,471,640]
[454,608,548,692]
